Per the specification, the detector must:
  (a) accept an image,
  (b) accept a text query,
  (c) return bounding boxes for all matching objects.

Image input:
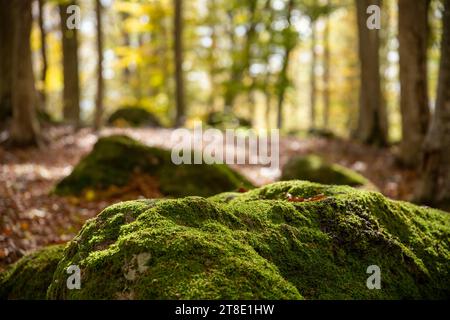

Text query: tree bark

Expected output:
[9,0,41,146]
[174,0,185,127]
[37,0,48,112]
[398,0,430,167]
[94,0,104,131]
[310,20,317,130]
[276,0,295,129]
[59,1,81,127]
[416,0,450,209]
[354,0,388,146]
[323,6,331,129]
[0,0,13,125]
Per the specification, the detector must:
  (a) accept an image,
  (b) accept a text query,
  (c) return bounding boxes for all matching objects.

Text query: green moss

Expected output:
[45,181,449,299]
[53,135,253,197]
[281,155,370,187]
[205,111,251,129]
[107,107,161,128]
[0,245,65,299]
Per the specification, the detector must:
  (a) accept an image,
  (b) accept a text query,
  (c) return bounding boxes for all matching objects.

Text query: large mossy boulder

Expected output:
[281,155,370,187]
[18,181,443,299]
[0,245,65,300]
[107,107,161,128]
[54,135,252,198]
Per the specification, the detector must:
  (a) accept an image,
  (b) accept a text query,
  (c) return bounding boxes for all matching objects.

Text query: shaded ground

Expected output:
[0,126,419,270]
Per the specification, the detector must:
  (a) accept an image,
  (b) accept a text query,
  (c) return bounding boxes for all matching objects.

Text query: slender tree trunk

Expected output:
[9,0,41,146]
[94,0,104,130]
[37,0,48,112]
[354,0,388,146]
[276,0,295,129]
[0,0,13,125]
[310,20,317,130]
[59,1,80,127]
[323,7,331,129]
[398,0,430,167]
[416,0,450,209]
[174,0,185,127]
[208,0,218,112]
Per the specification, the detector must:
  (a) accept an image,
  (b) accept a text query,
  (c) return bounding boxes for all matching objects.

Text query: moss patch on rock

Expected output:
[43,181,450,299]
[53,135,253,198]
[281,155,370,187]
[0,245,65,299]
[205,111,252,129]
[107,107,161,128]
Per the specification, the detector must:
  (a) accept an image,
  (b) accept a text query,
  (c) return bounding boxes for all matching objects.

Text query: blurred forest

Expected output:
[0,0,449,268]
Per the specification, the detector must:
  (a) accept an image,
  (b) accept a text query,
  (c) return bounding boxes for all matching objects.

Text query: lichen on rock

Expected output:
[281,155,370,187]
[53,135,253,198]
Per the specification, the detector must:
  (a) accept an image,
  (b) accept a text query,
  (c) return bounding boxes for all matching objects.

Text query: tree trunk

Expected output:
[174,0,185,127]
[416,0,450,209]
[37,0,48,112]
[59,1,80,127]
[323,6,331,129]
[276,0,295,130]
[398,0,430,167]
[310,20,317,130]
[0,0,13,125]
[94,0,104,131]
[9,0,41,146]
[354,0,388,146]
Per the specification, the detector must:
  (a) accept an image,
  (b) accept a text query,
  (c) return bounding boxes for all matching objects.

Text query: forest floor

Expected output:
[0,126,420,271]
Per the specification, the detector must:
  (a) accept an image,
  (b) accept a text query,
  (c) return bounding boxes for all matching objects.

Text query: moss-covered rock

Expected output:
[107,107,161,128]
[281,155,370,187]
[53,135,253,198]
[206,111,251,129]
[43,181,450,299]
[0,245,65,300]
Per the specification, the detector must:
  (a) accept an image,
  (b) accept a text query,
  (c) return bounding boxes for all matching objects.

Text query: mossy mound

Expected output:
[281,155,370,187]
[0,245,65,299]
[107,107,161,128]
[53,135,253,198]
[43,181,450,299]
[206,111,251,129]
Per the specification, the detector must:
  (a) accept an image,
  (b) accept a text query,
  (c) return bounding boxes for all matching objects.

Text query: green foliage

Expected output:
[0,245,65,300]
[53,135,253,197]
[281,155,370,187]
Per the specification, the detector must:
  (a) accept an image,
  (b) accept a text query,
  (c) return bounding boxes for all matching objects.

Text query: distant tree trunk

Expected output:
[354,0,388,146]
[37,0,48,112]
[94,0,104,131]
[59,1,80,127]
[0,0,13,125]
[207,0,218,112]
[310,20,317,130]
[322,7,331,129]
[416,0,450,209]
[174,0,185,127]
[276,0,295,130]
[398,0,430,167]
[9,0,41,146]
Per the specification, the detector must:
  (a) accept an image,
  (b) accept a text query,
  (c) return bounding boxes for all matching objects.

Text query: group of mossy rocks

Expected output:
[1,135,449,300]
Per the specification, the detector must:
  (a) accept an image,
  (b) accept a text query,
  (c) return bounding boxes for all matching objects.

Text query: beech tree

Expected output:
[416,0,450,208]
[354,0,388,146]
[94,0,104,130]
[174,0,186,127]
[398,0,430,167]
[9,0,41,146]
[59,0,81,127]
